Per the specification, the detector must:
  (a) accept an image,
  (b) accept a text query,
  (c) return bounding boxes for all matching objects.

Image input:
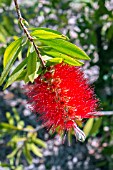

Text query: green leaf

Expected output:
[17,120,25,129]
[64,57,84,66]
[83,118,94,137]
[16,69,27,81]
[7,148,19,159]
[30,143,43,157]
[48,58,63,63]
[12,107,20,122]
[0,122,22,131]
[31,27,68,40]
[23,143,32,164]
[41,48,84,66]
[0,162,14,168]
[0,39,23,86]
[0,32,6,42]
[46,58,63,66]
[90,118,102,136]
[3,67,25,89]
[11,136,27,143]
[6,112,14,125]
[32,138,47,148]
[4,58,27,85]
[39,38,90,60]
[15,165,23,170]
[3,38,23,68]
[24,72,30,83]
[3,57,27,89]
[27,51,37,82]
[11,58,27,76]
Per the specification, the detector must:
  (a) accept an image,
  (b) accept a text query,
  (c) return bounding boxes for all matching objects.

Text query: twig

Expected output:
[13,0,45,67]
[94,111,113,116]
[88,111,113,116]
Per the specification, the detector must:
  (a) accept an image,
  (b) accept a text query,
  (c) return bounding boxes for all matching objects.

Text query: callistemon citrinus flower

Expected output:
[25,63,99,142]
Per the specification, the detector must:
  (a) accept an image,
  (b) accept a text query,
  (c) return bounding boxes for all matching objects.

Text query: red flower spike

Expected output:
[25,63,99,142]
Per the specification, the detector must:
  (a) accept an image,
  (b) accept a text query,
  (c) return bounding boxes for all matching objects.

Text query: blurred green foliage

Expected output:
[0,108,46,169]
[0,0,113,169]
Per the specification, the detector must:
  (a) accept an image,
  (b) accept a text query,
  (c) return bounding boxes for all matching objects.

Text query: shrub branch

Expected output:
[13,0,45,67]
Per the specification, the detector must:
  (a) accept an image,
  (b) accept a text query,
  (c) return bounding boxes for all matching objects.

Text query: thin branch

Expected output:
[88,111,113,116]
[94,111,113,116]
[13,0,45,67]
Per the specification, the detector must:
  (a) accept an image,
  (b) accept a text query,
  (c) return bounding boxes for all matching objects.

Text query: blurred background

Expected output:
[0,0,113,170]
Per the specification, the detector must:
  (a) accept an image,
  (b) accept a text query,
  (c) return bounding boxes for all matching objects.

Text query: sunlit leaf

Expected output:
[11,58,27,76]
[12,108,20,122]
[6,112,14,125]
[3,38,23,68]
[90,118,102,136]
[32,138,47,148]
[31,27,68,40]
[16,69,27,81]
[39,38,90,61]
[0,40,23,86]
[41,48,84,66]
[3,67,25,89]
[7,148,19,159]
[17,121,25,129]
[27,51,37,82]
[83,118,94,137]
[30,143,43,157]
[10,136,27,143]
[46,58,63,66]
[0,122,22,131]
[23,143,32,164]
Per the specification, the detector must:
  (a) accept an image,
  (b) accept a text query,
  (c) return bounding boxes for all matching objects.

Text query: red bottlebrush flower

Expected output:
[25,63,99,142]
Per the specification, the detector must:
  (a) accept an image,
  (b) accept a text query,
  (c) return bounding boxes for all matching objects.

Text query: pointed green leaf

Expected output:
[30,144,43,157]
[3,67,24,89]
[3,38,23,68]
[7,148,19,159]
[11,58,27,76]
[12,107,20,122]
[16,69,27,81]
[46,58,63,66]
[48,58,63,63]
[17,120,25,129]
[0,163,14,168]
[0,44,22,86]
[39,38,90,60]
[3,57,27,89]
[32,138,46,148]
[6,112,14,125]
[0,32,6,42]
[64,57,84,66]
[11,136,27,143]
[90,118,102,136]
[0,122,22,131]
[23,143,32,164]
[31,27,68,40]
[41,48,84,66]
[83,118,94,137]
[27,51,37,82]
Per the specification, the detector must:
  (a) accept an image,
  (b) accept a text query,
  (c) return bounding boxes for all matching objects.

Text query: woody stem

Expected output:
[13,0,45,68]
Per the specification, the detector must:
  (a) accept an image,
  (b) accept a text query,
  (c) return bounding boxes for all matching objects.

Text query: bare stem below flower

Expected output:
[13,0,45,68]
